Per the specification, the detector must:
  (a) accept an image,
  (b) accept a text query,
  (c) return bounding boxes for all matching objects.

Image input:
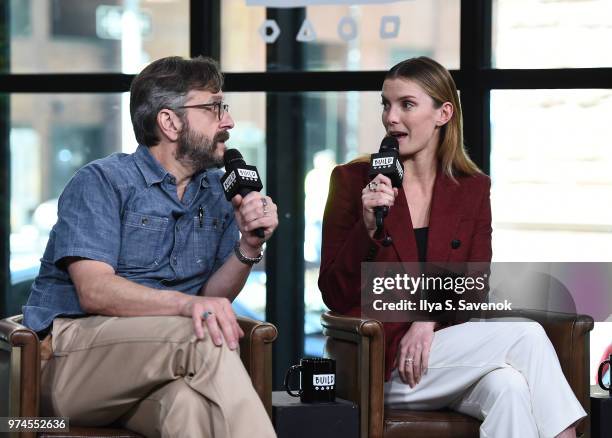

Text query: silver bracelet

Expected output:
[234,242,263,266]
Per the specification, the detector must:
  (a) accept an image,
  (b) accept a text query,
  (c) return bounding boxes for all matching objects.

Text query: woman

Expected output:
[318,57,585,438]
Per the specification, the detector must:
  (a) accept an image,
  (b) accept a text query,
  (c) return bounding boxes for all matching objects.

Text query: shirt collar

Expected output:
[134,145,170,187]
[134,144,213,189]
[198,171,210,188]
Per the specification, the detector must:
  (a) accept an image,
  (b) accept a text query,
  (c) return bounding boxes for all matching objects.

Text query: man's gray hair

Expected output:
[130,56,224,147]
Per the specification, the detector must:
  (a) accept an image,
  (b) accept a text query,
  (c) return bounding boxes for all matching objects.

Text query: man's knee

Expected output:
[160,380,207,414]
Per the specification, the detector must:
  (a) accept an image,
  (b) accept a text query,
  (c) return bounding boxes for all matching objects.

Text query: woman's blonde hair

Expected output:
[385,57,481,179]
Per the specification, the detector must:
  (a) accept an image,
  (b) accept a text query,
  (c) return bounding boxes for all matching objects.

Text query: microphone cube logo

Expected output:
[312,373,335,391]
[372,157,394,167]
[222,170,236,192]
[237,168,259,181]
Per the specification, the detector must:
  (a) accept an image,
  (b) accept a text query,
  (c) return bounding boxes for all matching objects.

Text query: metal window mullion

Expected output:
[190,0,220,60]
[1,0,11,318]
[264,7,306,390]
[460,0,492,174]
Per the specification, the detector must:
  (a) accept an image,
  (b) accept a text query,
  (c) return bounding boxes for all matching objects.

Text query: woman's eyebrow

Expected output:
[381,94,418,101]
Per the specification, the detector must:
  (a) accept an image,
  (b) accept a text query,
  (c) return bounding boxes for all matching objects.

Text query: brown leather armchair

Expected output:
[0,314,277,438]
[321,310,594,438]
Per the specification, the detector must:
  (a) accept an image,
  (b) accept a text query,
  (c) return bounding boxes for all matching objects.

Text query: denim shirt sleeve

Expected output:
[52,164,121,269]
[212,213,240,273]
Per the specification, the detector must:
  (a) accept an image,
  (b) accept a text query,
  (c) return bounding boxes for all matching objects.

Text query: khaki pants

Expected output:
[41,315,276,438]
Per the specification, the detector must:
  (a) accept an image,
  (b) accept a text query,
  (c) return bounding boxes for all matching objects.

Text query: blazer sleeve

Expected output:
[318,164,383,314]
[467,175,493,262]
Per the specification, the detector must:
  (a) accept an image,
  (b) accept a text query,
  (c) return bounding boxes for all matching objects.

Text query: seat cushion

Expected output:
[384,408,480,438]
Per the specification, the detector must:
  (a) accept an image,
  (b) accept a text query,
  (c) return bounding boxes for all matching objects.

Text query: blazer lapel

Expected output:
[427,172,462,262]
[385,186,419,262]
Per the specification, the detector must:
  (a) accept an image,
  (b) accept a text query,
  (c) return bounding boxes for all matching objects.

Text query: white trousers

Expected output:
[384,320,586,438]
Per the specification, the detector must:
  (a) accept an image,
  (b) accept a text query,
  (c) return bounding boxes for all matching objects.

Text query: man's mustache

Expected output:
[213,131,230,143]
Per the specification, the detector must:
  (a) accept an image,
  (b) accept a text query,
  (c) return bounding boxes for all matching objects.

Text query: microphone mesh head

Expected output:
[380,136,399,152]
[223,148,244,167]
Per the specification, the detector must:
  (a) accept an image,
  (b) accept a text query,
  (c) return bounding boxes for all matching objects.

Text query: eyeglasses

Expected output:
[177,101,230,121]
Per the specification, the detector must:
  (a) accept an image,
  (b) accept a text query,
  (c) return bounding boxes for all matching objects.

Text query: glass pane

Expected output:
[491,90,612,374]
[303,90,385,356]
[222,0,460,72]
[493,0,612,68]
[9,0,189,73]
[490,89,612,262]
[224,92,268,320]
[9,92,267,319]
[221,0,267,72]
[10,94,128,308]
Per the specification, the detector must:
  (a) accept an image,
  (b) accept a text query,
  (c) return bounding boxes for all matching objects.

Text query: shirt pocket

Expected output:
[119,211,168,268]
[193,214,226,273]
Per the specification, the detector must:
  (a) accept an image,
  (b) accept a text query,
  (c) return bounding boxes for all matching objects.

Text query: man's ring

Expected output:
[202,311,213,320]
[261,197,269,215]
[368,181,378,192]
[405,357,414,364]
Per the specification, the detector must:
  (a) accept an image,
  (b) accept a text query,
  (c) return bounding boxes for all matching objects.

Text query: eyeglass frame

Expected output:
[177,101,230,121]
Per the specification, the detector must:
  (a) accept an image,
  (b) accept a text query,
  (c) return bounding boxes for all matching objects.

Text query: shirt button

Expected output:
[141,217,148,225]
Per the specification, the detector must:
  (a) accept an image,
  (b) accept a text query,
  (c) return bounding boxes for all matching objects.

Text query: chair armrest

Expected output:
[237,316,277,418]
[321,312,385,438]
[0,315,41,438]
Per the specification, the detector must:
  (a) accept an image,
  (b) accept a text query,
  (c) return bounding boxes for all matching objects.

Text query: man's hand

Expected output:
[180,296,244,350]
[231,192,279,253]
[394,321,436,387]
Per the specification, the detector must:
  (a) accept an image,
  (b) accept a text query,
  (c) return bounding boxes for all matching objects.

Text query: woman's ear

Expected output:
[436,102,454,127]
[157,109,183,142]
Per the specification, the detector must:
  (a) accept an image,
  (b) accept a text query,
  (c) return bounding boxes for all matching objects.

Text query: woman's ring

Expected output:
[202,311,214,320]
[368,181,378,192]
[405,357,414,364]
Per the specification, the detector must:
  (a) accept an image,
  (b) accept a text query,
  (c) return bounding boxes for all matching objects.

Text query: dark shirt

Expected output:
[413,227,429,262]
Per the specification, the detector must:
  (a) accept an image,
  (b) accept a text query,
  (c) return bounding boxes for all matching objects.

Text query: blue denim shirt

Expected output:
[23,145,238,333]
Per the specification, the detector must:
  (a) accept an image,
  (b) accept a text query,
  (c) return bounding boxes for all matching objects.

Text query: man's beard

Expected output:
[176,121,229,173]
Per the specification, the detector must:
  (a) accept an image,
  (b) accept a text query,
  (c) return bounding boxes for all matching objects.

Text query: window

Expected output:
[493,0,612,68]
[491,89,612,262]
[221,0,460,72]
[10,0,189,73]
[9,94,127,313]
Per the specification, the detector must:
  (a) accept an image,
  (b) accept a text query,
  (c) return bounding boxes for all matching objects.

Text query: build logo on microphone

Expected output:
[372,157,394,168]
[237,168,259,180]
[222,171,236,192]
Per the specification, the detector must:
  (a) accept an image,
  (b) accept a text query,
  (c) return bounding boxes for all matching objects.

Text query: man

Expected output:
[23,56,278,438]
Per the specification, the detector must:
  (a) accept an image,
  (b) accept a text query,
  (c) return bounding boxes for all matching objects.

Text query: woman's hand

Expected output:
[395,321,436,387]
[361,174,398,238]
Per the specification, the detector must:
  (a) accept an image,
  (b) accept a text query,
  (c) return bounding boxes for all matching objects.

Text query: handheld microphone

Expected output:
[368,137,404,238]
[221,149,265,238]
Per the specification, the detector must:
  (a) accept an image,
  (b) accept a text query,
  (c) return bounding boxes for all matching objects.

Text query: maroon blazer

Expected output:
[318,161,492,380]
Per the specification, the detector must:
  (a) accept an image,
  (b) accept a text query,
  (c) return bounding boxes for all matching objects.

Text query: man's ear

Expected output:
[157,109,183,142]
[436,102,454,127]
